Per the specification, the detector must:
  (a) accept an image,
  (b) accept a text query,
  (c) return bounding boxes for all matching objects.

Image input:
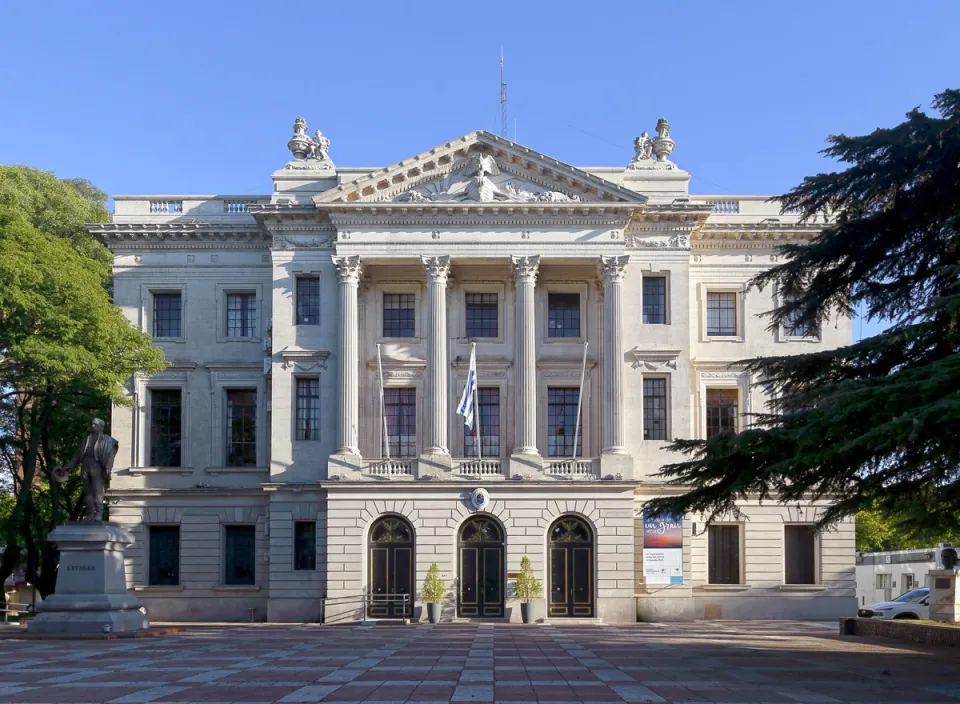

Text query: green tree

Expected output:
[855,508,960,552]
[644,90,960,536]
[0,167,165,611]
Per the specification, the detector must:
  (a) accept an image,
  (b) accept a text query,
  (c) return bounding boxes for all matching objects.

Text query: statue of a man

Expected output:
[53,418,119,522]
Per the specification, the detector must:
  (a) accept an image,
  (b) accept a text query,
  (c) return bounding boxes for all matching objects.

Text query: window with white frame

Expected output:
[152,292,182,338]
[705,388,738,438]
[642,378,668,440]
[296,276,320,326]
[547,387,582,457]
[464,387,500,457]
[465,293,498,338]
[383,293,416,338]
[226,293,257,338]
[706,291,738,336]
[642,276,667,325]
[384,387,416,457]
[782,298,818,338]
[226,389,257,466]
[295,378,320,441]
[547,293,581,338]
[149,389,182,467]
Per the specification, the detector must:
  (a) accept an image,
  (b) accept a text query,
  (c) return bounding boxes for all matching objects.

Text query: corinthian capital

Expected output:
[332,255,362,283]
[421,255,451,283]
[511,255,540,284]
[598,255,629,284]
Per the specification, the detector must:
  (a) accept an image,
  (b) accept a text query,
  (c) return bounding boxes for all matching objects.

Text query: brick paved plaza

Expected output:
[1,621,958,704]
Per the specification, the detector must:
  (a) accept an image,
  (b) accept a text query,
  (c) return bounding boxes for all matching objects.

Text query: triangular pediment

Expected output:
[315,131,646,206]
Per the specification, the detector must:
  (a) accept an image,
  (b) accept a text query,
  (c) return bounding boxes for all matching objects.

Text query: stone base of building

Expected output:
[29,522,148,635]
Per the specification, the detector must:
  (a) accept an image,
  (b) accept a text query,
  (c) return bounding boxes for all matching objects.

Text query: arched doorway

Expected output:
[458,516,504,618]
[367,515,414,618]
[548,515,595,617]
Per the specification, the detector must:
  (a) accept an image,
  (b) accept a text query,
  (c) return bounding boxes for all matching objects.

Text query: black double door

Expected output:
[548,516,595,618]
[458,517,504,618]
[368,516,414,618]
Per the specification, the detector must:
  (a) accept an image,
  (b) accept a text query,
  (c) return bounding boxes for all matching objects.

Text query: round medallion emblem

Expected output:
[471,488,489,511]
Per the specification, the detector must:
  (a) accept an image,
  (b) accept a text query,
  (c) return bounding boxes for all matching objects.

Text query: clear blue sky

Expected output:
[2,0,957,337]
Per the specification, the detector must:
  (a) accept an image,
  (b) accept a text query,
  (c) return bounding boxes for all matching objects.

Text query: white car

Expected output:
[858,587,930,619]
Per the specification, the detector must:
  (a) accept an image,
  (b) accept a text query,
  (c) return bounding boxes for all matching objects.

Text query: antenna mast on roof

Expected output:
[500,47,508,138]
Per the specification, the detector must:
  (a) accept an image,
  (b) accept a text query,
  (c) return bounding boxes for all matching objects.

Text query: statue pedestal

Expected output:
[927,569,959,623]
[28,522,148,635]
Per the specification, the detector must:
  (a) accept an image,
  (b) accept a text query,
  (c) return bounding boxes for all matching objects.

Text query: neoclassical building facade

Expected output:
[95,119,856,623]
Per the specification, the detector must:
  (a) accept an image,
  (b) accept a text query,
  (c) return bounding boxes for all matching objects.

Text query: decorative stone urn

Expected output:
[28,522,148,634]
[287,117,312,160]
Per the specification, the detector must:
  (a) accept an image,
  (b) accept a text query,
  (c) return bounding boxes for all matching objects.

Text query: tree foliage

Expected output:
[645,90,960,536]
[0,166,165,607]
[855,508,960,552]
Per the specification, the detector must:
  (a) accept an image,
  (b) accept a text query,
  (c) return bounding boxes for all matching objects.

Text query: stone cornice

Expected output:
[91,222,270,250]
[322,204,636,229]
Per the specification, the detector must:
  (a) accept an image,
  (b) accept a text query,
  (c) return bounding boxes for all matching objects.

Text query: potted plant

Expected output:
[423,563,445,624]
[515,556,543,624]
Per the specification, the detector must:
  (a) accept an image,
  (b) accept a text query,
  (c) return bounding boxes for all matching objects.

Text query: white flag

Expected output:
[456,344,478,430]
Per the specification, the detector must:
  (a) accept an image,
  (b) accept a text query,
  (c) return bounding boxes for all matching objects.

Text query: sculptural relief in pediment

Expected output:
[392,154,582,204]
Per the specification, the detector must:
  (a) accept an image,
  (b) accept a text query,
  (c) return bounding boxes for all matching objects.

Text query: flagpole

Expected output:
[473,342,482,460]
[572,341,588,461]
[376,343,390,460]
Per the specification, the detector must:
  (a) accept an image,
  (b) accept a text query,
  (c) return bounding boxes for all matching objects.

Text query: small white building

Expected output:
[855,547,949,606]
[94,119,856,623]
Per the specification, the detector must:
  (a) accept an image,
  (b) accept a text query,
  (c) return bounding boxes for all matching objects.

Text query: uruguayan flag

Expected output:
[457,344,478,429]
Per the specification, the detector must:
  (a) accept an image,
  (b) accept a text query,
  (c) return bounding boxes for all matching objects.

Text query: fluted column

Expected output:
[333,255,362,456]
[422,255,451,455]
[511,255,540,455]
[599,255,629,454]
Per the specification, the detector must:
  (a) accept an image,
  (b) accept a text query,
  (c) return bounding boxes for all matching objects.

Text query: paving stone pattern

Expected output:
[1,621,958,703]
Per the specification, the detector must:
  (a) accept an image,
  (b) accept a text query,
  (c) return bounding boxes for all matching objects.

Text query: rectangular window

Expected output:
[226,390,257,467]
[642,277,667,325]
[783,302,815,338]
[464,387,501,457]
[547,293,580,338]
[148,526,180,586]
[708,525,741,584]
[153,293,182,338]
[705,389,738,438]
[903,574,916,592]
[465,293,498,338]
[643,378,668,441]
[706,291,737,336]
[296,276,320,326]
[382,293,415,338]
[294,521,316,571]
[876,573,891,590]
[224,525,256,585]
[784,525,817,585]
[295,378,320,441]
[547,387,582,457]
[226,293,257,338]
[384,387,416,457]
[150,389,182,467]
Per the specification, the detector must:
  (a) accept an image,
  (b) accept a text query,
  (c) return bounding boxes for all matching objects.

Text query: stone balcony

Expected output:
[354,457,604,481]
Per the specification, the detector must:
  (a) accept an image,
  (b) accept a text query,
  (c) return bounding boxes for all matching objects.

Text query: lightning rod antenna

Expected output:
[500,47,508,138]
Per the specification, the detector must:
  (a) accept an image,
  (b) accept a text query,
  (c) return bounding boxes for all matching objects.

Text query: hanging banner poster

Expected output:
[643,513,683,585]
